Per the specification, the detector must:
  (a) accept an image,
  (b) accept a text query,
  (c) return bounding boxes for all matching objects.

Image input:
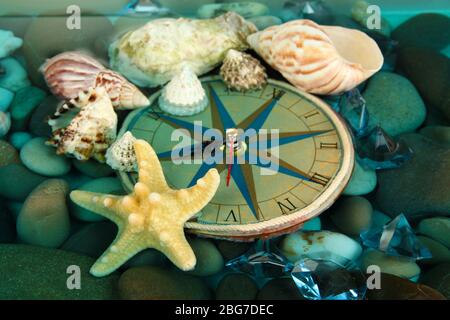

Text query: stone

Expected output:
[61,221,117,259]
[0,204,15,243]
[417,236,450,265]
[9,131,33,150]
[420,263,450,299]
[60,171,93,191]
[363,72,426,136]
[420,126,450,146]
[159,0,216,16]
[0,87,14,112]
[375,133,450,220]
[396,47,450,122]
[301,217,321,231]
[330,196,373,236]
[16,179,71,248]
[28,95,59,137]
[248,15,282,30]
[20,137,71,177]
[361,249,421,280]
[216,240,252,260]
[118,266,211,300]
[186,237,224,276]
[372,210,391,227]
[0,29,22,58]
[0,57,30,92]
[72,159,114,178]
[392,13,450,51]
[0,140,20,168]
[70,177,125,221]
[122,249,167,269]
[367,272,445,300]
[343,161,377,196]
[351,0,391,37]
[10,86,47,131]
[257,278,304,300]
[0,164,46,201]
[215,273,258,300]
[0,244,118,299]
[417,217,450,248]
[5,201,23,221]
[197,2,269,19]
[280,231,363,263]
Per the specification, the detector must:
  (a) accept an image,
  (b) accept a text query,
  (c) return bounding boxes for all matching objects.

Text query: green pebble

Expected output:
[70,177,125,221]
[372,210,391,227]
[330,196,373,236]
[5,201,23,221]
[216,240,251,260]
[0,87,14,112]
[28,95,59,137]
[10,86,47,131]
[0,139,20,168]
[351,0,391,37]
[417,236,450,265]
[343,161,377,196]
[62,221,117,259]
[17,179,71,248]
[417,217,450,248]
[0,57,30,92]
[20,137,71,177]
[9,131,33,149]
[118,266,211,300]
[420,126,450,146]
[123,248,167,269]
[0,204,15,243]
[420,263,450,299]
[301,216,321,231]
[216,273,258,300]
[0,163,46,201]
[361,249,421,280]
[0,244,118,299]
[363,72,426,136]
[60,171,93,191]
[257,278,304,300]
[249,15,282,30]
[197,2,269,19]
[72,158,114,178]
[187,238,224,277]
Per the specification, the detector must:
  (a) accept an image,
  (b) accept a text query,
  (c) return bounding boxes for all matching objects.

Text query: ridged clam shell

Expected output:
[220,49,267,92]
[105,131,137,172]
[47,87,117,162]
[0,111,11,138]
[247,19,384,95]
[41,51,149,109]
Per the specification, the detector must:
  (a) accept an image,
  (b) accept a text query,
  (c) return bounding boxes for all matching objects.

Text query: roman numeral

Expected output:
[277,198,297,215]
[272,88,286,100]
[225,210,238,222]
[304,111,319,119]
[311,173,331,186]
[320,142,338,149]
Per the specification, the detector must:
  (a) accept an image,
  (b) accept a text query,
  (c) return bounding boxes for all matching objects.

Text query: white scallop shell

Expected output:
[246,19,384,95]
[158,66,208,116]
[0,111,11,137]
[105,131,137,172]
[47,87,117,162]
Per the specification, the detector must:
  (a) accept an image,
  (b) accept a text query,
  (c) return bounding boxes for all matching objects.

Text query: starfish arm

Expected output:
[70,191,124,225]
[90,229,145,277]
[134,139,170,193]
[175,168,221,221]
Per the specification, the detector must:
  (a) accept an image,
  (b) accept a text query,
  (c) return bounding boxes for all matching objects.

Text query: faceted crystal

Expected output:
[339,88,369,138]
[323,95,341,112]
[122,0,170,15]
[356,125,413,169]
[291,252,367,300]
[360,214,432,260]
[226,239,293,278]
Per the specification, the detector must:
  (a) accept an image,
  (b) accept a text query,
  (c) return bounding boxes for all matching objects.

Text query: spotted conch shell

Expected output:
[247,20,384,95]
[41,51,149,109]
[105,131,138,172]
[47,87,117,162]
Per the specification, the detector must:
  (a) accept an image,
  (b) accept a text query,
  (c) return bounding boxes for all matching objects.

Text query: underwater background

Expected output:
[0,0,449,300]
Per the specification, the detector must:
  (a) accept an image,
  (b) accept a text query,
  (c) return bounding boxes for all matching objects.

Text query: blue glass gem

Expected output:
[291,252,367,300]
[226,239,293,278]
[339,88,369,138]
[356,125,413,170]
[360,213,432,260]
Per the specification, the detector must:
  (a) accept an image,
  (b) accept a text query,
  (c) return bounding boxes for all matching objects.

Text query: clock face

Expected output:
[119,77,354,240]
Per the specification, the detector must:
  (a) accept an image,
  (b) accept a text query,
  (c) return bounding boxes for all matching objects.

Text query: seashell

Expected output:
[105,131,138,172]
[246,19,384,95]
[41,51,149,110]
[109,12,258,88]
[47,87,117,163]
[0,111,11,137]
[158,66,208,116]
[220,49,267,92]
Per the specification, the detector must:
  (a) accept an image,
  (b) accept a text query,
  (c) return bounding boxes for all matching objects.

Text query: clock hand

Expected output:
[258,129,334,149]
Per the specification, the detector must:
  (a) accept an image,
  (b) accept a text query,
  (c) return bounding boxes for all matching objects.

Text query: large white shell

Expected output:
[41,51,149,109]
[247,19,384,95]
[158,66,208,116]
[0,111,11,137]
[105,131,137,172]
[47,87,117,162]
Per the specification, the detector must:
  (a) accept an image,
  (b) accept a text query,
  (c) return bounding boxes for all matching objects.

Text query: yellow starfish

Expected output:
[70,139,220,277]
